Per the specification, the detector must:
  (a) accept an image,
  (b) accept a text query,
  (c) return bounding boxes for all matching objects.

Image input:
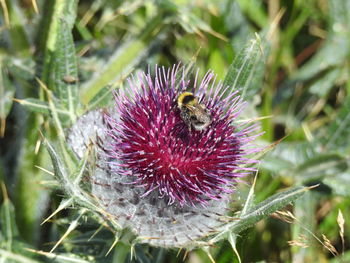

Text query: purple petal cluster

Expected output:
[105,65,259,206]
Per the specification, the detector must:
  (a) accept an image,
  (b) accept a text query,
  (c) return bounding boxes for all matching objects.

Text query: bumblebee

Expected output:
[177,92,211,131]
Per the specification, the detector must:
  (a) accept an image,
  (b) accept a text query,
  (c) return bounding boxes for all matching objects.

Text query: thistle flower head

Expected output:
[105,65,258,206]
[68,64,260,247]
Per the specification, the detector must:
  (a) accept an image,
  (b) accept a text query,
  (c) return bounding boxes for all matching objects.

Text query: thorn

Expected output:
[235,115,274,123]
[12,98,22,103]
[41,198,73,225]
[176,247,182,257]
[130,243,135,261]
[182,250,189,261]
[105,236,119,256]
[228,233,242,263]
[34,138,42,154]
[38,129,45,141]
[203,247,216,263]
[35,165,54,176]
[88,225,103,241]
[306,184,320,191]
[49,208,86,253]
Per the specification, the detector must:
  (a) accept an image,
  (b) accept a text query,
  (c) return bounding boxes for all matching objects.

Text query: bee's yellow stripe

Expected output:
[177,92,198,107]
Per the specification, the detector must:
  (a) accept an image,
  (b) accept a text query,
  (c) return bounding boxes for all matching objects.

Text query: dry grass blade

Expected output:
[272,210,296,224]
[288,234,309,249]
[0,0,10,26]
[337,209,345,254]
[0,117,5,138]
[321,234,338,256]
[31,0,39,13]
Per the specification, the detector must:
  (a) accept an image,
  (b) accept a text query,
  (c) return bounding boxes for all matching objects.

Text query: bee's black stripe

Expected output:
[182,94,195,104]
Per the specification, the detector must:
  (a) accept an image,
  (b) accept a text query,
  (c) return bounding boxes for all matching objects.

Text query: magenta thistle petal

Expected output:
[104,65,260,206]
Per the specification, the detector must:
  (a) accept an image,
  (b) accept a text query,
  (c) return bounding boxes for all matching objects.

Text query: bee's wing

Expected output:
[183,104,197,112]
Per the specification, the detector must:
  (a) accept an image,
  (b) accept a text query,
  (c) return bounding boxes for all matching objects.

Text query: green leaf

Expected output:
[222,34,264,100]
[262,141,348,183]
[210,186,309,243]
[309,68,342,97]
[290,0,350,81]
[6,58,35,81]
[223,1,254,50]
[43,139,114,222]
[41,0,79,122]
[44,139,72,192]
[0,183,19,249]
[231,186,309,234]
[291,191,319,261]
[25,249,92,263]
[0,248,42,263]
[81,14,168,105]
[50,18,79,120]
[0,64,15,136]
[236,0,268,28]
[324,171,350,197]
[168,1,227,41]
[13,98,70,117]
[324,95,350,152]
[14,126,51,243]
[2,0,31,55]
[329,249,350,262]
[295,153,348,183]
[86,85,114,111]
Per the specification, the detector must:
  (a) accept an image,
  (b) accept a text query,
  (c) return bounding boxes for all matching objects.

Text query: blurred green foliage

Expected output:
[0,0,349,262]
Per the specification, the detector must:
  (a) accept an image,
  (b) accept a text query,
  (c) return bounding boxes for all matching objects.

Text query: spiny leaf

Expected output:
[43,138,71,192]
[44,138,121,230]
[41,0,79,123]
[13,98,70,117]
[50,18,79,121]
[223,34,264,100]
[232,186,310,233]
[210,186,310,243]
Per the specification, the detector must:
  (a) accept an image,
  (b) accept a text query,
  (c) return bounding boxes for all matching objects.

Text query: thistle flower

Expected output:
[68,64,260,247]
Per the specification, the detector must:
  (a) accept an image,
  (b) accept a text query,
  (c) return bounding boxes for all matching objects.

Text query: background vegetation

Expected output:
[0,0,349,262]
